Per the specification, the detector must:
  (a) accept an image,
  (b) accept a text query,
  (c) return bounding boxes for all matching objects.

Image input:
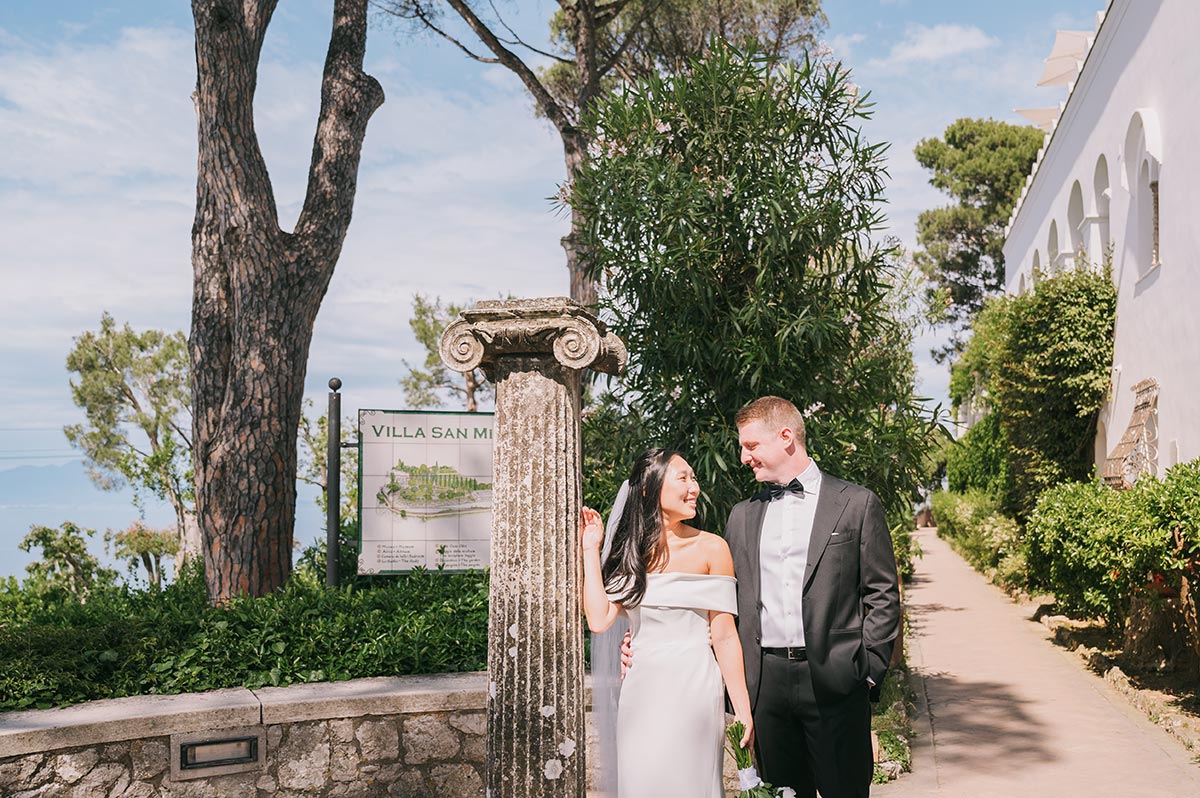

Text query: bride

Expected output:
[581,447,754,798]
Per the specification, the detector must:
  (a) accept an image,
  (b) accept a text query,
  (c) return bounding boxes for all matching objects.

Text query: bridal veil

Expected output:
[589,479,629,797]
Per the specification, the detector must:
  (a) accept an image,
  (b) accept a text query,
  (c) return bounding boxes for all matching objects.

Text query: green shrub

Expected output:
[948,265,1115,520]
[1145,460,1200,569]
[930,489,999,541]
[993,547,1028,594]
[930,490,1020,579]
[991,267,1116,518]
[946,412,1010,500]
[1023,480,1171,626]
[962,512,1021,573]
[889,514,918,582]
[0,565,488,711]
[938,459,1200,629]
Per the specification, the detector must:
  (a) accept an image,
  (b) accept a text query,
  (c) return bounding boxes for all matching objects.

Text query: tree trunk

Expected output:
[562,133,597,307]
[141,552,160,589]
[566,4,601,308]
[465,369,480,413]
[175,511,204,573]
[1123,592,1198,674]
[189,0,383,601]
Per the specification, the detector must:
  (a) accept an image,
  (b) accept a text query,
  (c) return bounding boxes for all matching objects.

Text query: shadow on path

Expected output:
[920,671,1056,771]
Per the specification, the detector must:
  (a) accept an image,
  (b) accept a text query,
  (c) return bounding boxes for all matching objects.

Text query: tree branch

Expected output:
[598,0,662,77]
[408,3,502,64]
[442,0,575,135]
[294,0,386,257]
[594,0,633,27]
[245,0,281,44]
[485,0,574,64]
[169,418,194,450]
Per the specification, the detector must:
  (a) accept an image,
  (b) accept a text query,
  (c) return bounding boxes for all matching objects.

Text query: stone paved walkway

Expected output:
[874,527,1200,798]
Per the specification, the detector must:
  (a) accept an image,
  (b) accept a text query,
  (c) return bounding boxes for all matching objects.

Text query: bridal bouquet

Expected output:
[724,722,796,798]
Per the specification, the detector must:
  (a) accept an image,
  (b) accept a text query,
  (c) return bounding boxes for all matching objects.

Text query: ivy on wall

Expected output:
[949,263,1116,518]
[946,411,1011,500]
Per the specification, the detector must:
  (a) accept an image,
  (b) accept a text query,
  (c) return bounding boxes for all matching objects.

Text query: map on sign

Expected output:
[357,409,493,573]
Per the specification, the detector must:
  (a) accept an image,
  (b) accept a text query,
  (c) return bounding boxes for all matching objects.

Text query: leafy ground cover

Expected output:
[871,658,915,783]
[0,563,488,711]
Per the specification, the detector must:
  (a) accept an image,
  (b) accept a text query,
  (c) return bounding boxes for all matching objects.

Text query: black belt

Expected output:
[762,646,807,661]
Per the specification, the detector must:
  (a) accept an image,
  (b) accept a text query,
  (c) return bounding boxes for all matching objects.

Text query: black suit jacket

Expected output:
[726,473,900,706]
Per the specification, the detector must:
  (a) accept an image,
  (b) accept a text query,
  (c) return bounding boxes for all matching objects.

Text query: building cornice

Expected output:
[1005,0,1123,245]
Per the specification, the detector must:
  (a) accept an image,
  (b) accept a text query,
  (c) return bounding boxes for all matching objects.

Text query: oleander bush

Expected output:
[0,561,487,712]
[568,40,946,553]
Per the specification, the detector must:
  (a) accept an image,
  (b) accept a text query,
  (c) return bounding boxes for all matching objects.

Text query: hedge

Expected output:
[961,459,1200,629]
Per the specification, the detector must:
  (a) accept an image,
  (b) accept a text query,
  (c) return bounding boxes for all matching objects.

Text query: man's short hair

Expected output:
[734,396,806,447]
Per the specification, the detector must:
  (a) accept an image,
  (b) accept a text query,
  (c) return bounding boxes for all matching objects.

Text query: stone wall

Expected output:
[0,673,744,797]
[0,674,508,798]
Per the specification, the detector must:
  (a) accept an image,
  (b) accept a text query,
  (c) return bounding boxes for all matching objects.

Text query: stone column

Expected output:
[441,298,625,798]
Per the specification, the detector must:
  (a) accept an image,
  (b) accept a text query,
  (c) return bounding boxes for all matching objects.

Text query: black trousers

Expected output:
[753,653,873,798]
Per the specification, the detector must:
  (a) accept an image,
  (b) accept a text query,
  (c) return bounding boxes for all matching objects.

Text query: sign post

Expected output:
[327,377,342,587]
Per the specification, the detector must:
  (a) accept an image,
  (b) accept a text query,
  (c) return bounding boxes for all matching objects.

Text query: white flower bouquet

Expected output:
[724,721,796,798]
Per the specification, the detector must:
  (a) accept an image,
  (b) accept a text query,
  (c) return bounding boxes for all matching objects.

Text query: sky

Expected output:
[0,0,1105,578]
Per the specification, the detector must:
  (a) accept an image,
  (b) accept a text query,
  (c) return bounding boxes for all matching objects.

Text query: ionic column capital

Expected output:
[440,297,627,376]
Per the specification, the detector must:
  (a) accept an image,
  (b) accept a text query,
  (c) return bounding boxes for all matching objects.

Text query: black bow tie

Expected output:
[767,478,805,500]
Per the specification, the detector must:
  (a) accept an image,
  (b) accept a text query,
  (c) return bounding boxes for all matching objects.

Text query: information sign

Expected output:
[357,409,493,573]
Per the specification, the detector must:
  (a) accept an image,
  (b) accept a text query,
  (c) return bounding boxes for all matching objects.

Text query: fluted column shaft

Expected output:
[490,357,584,796]
[440,298,625,798]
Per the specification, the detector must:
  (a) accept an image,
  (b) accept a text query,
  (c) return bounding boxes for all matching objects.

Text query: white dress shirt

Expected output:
[759,459,822,648]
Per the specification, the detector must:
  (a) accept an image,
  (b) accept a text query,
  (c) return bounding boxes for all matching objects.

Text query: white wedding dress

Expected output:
[613,572,737,798]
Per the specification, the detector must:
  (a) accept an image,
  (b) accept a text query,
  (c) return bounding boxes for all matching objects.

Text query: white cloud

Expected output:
[874,23,999,68]
[828,32,866,61]
[0,27,197,189]
[829,14,1070,407]
[0,20,570,469]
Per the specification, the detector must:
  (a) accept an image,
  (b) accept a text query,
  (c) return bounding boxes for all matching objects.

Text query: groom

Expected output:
[727,396,900,798]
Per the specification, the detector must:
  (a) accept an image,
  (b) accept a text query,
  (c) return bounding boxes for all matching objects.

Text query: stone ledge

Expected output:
[0,687,260,759]
[0,673,598,761]
[255,672,489,725]
[0,675,490,760]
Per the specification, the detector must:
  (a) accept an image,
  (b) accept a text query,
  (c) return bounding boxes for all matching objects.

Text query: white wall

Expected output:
[1003,0,1200,471]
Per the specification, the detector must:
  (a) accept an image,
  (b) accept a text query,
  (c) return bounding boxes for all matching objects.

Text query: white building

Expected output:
[1002,0,1200,486]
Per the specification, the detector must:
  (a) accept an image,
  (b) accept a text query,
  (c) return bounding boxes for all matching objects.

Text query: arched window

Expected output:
[1137,160,1158,275]
[1068,181,1085,263]
[1018,273,1026,294]
[1047,221,1060,271]
[1093,155,1110,256]
[1151,175,1161,268]
[1032,249,1041,279]
[1124,111,1162,276]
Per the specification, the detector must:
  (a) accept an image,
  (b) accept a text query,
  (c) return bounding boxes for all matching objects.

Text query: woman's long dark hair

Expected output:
[602,447,681,608]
